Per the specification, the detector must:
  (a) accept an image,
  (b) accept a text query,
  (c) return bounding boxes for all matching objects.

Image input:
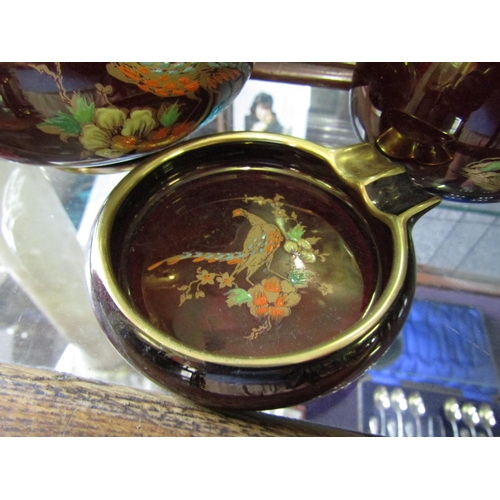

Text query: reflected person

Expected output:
[245,93,283,133]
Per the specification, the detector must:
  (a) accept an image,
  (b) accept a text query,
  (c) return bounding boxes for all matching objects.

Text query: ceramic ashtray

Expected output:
[88,132,440,410]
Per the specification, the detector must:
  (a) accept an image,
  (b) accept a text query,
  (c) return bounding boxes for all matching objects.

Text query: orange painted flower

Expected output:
[247,277,300,321]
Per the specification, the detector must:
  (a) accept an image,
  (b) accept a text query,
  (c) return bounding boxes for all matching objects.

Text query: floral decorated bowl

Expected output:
[88,132,440,410]
[0,62,251,167]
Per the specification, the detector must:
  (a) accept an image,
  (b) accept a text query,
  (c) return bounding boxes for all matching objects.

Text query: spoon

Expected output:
[404,421,415,437]
[443,398,462,437]
[373,386,390,436]
[408,391,426,437]
[369,415,380,435]
[390,388,408,437]
[461,403,479,437]
[478,404,496,437]
[428,416,434,437]
[459,427,471,437]
[387,418,398,437]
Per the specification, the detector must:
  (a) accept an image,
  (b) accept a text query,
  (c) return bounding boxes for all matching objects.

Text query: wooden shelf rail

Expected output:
[0,362,366,437]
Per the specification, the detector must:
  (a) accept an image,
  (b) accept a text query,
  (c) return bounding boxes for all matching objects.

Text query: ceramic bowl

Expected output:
[351,62,500,202]
[88,132,440,410]
[0,62,251,168]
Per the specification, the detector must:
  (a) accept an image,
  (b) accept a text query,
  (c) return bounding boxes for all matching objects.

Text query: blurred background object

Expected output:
[351,62,500,202]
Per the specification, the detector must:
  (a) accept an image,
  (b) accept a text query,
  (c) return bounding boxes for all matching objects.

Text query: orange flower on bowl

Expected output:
[248,277,301,321]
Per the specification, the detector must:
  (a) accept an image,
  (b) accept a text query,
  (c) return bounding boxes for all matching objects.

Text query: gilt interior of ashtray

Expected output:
[110,144,386,361]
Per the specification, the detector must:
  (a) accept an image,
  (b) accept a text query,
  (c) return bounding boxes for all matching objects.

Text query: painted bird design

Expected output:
[147,208,283,284]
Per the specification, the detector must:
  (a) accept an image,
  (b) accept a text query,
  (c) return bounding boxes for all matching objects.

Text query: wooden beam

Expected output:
[0,362,365,437]
[251,62,354,90]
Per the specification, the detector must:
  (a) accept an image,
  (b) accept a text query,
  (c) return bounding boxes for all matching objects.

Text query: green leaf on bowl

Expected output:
[480,161,500,172]
[69,95,95,124]
[226,288,252,307]
[39,112,81,135]
[159,103,181,128]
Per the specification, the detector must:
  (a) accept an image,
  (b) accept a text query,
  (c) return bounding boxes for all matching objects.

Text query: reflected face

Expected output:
[255,104,272,122]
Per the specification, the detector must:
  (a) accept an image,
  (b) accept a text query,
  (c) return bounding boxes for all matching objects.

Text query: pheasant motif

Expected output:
[147,208,283,284]
[231,208,283,284]
[145,194,333,340]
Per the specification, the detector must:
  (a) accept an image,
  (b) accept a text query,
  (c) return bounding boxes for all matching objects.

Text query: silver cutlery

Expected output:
[387,418,398,437]
[459,427,471,437]
[390,387,408,437]
[478,404,496,437]
[444,398,462,437]
[461,402,479,437]
[369,415,380,435]
[373,386,390,436]
[408,391,426,437]
[404,421,415,437]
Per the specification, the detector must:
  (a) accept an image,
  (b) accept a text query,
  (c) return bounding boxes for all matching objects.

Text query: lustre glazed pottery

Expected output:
[351,62,500,202]
[88,132,440,410]
[0,62,251,167]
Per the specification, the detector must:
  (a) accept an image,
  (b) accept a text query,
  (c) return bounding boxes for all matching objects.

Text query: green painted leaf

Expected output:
[160,103,181,127]
[69,95,95,124]
[42,112,81,135]
[287,224,306,242]
[288,269,313,288]
[479,161,500,172]
[226,288,252,307]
